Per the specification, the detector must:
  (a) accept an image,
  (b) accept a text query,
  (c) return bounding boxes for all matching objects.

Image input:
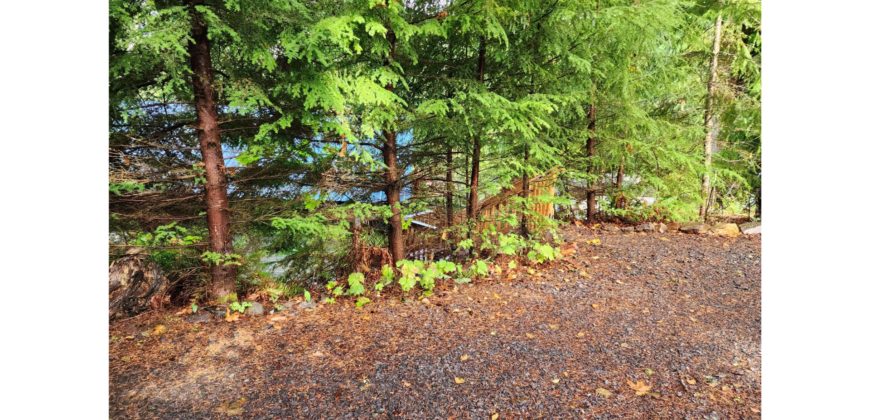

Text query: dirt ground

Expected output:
[109,224,761,419]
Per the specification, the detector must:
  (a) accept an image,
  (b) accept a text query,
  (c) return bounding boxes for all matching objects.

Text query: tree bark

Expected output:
[383,25,404,263]
[467,37,486,221]
[446,146,454,228]
[700,12,723,221]
[465,150,470,210]
[755,185,761,219]
[586,103,597,223]
[615,156,626,210]
[350,216,363,272]
[520,145,531,237]
[186,0,236,298]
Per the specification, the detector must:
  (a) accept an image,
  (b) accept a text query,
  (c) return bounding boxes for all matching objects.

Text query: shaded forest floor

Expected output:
[110,225,761,419]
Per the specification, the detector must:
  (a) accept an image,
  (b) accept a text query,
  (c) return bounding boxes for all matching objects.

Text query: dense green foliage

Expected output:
[109,0,760,299]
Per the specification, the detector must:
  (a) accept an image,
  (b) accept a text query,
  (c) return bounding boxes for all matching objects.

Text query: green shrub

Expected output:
[527,242,560,264]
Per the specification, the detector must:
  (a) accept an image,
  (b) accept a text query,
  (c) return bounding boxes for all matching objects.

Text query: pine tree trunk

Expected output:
[446,146,454,228]
[186,0,236,298]
[755,185,761,219]
[383,134,404,264]
[468,137,480,219]
[701,13,723,221]
[465,151,470,211]
[520,145,531,237]
[467,37,486,221]
[616,157,626,210]
[383,26,404,264]
[350,216,363,272]
[586,103,597,223]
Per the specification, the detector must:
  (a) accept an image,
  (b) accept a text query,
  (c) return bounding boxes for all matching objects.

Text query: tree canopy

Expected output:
[109,0,761,301]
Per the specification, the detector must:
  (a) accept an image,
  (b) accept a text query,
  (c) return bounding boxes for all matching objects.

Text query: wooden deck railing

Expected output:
[477,167,560,233]
[403,168,562,259]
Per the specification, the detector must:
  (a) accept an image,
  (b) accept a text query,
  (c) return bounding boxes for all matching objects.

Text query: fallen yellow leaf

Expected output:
[627,379,652,396]
[586,238,601,246]
[595,387,613,398]
[526,333,536,339]
[216,397,247,416]
[491,414,499,420]
[579,270,591,279]
[152,324,167,335]
[551,378,560,384]
[460,354,470,362]
[576,331,586,338]
[548,324,559,330]
[454,377,466,384]
[591,303,600,309]
[686,377,697,385]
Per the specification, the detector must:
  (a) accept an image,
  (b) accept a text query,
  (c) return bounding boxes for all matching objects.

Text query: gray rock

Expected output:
[247,301,265,316]
[635,223,655,232]
[185,311,214,323]
[298,301,317,310]
[679,223,709,234]
[657,223,668,233]
[601,224,619,232]
[711,223,740,237]
[739,221,761,235]
[620,226,635,233]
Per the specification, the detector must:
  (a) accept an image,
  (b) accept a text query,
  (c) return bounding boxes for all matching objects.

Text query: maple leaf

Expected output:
[152,324,167,335]
[627,379,652,396]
